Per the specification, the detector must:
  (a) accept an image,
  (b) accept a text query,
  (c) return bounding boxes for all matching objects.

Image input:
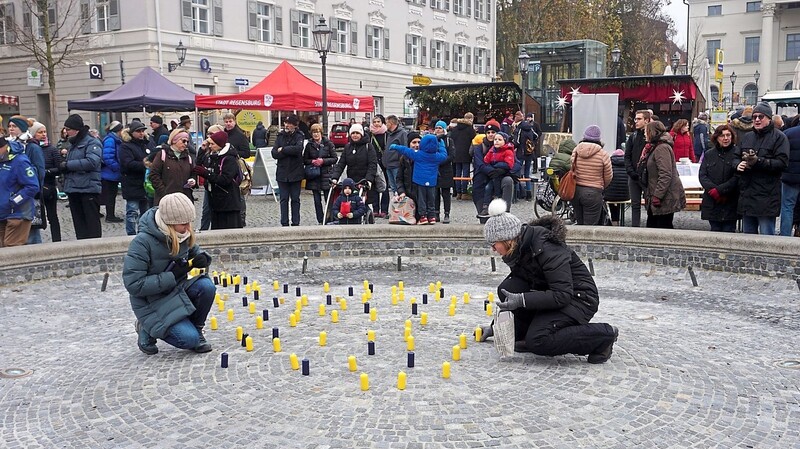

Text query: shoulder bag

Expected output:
[557,156,577,201]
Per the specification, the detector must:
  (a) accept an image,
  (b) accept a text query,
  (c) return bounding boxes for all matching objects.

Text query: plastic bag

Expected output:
[492,308,515,358]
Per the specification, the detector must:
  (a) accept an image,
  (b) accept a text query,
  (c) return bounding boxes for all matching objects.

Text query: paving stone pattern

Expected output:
[1,257,798,448]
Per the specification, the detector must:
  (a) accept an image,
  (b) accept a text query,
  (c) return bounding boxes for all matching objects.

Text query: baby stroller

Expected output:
[534,167,575,224]
[323,178,375,225]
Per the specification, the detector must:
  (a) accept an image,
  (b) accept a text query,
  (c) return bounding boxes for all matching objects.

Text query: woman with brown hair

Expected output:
[149,128,195,205]
[698,124,740,232]
[638,121,686,228]
[669,119,695,162]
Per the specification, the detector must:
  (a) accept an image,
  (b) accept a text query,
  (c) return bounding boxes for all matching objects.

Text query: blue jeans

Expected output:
[453,163,471,194]
[742,215,776,235]
[523,155,534,191]
[125,199,149,235]
[27,228,42,244]
[386,167,399,193]
[162,277,216,350]
[779,182,800,236]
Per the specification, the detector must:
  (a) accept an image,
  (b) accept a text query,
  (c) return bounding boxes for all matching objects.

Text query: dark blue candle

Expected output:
[243,276,248,285]
[221,352,228,368]
[326,294,332,305]
[368,341,375,355]
[242,297,248,307]
[253,290,260,301]
[272,327,279,339]
[364,302,370,314]
[241,333,248,346]
[234,284,240,293]
[368,283,374,293]
[407,352,415,368]
[411,303,418,315]
[273,297,279,308]
[302,359,310,376]
[262,310,269,321]
[283,283,288,293]
[422,294,428,304]
[295,286,301,297]
[348,286,354,296]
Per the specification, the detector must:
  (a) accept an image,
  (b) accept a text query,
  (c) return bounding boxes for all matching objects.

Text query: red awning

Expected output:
[0,95,19,106]
[559,76,698,104]
[195,60,374,112]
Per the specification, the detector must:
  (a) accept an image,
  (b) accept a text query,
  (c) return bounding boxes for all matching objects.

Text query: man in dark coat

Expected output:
[450,113,477,199]
[736,102,789,235]
[779,120,800,236]
[119,121,154,236]
[61,114,103,240]
[251,121,268,148]
[222,112,252,159]
[149,116,169,148]
[512,118,538,201]
[624,110,651,227]
[272,114,306,226]
[479,205,618,363]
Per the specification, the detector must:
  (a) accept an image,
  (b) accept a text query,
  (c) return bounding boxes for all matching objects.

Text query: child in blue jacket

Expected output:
[332,178,367,224]
[389,134,447,224]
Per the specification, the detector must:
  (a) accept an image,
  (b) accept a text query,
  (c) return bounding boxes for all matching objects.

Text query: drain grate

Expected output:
[0,368,33,379]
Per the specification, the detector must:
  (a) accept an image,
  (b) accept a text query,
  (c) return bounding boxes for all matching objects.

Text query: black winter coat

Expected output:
[503,217,599,324]
[303,137,338,191]
[604,154,630,202]
[251,124,268,148]
[737,122,789,217]
[332,137,377,187]
[119,129,154,200]
[450,121,476,164]
[201,145,242,212]
[41,143,61,188]
[781,126,800,185]
[698,143,740,222]
[624,129,647,179]
[437,134,454,189]
[226,126,252,159]
[272,129,305,183]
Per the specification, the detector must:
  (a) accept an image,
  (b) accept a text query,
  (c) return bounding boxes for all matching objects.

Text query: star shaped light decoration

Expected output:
[670,89,686,105]
[556,95,569,110]
[569,87,581,96]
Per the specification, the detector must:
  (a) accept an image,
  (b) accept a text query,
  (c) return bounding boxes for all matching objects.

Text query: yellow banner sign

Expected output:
[412,75,432,86]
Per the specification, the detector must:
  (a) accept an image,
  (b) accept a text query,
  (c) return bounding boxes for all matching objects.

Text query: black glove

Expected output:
[168,259,191,282]
[743,150,758,167]
[629,173,639,181]
[496,289,526,311]
[59,161,69,173]
[190,252,212,269]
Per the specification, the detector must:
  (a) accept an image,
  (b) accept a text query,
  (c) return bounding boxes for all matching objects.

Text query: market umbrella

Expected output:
[663,65,674,76]
[792,61,800,90]
[697,58,711,112]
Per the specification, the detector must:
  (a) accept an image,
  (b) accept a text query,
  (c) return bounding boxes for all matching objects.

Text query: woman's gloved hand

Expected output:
[169,260,191,282]
[497,289,525,311]
[190,252,212,269]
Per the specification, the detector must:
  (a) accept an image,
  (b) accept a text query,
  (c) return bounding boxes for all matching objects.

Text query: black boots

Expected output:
[135,320,158,355]
[588,326,619,364]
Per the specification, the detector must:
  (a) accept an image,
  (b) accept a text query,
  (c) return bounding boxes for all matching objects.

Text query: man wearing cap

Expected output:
[737,102,789,235]
[693,112,710,161]
[119,120,155,235]
[101,121,124,223]
[149,116,169,148]
[272,114,306,226]
[61,113,103,239]
[179,115,197,157]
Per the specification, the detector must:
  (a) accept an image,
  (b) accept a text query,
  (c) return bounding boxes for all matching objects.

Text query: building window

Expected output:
[406,34,426,66]
[247,2,282,44]
[289,9,311,48]
[332,18,358,55]
[408,0,425,5]
[788,34,800,60]
[746,1,762,12]
[474,47,490,75]
[743,83,758,105]
[453,44,472,72]
[182,0,222,36]
[745,36,759,63]
[373,96,384,116]
[710,85,720,106]
[0,4,15,44]
[256,3,273,42]
[707,39,720,63]
[366,25,389,60]
[191,0,210,34]
[431,40,449,69]
[785,81,794,90]
[431,0,449,11]
[474,0,491,21]
[707,5,721,16]
[453,0,471,16]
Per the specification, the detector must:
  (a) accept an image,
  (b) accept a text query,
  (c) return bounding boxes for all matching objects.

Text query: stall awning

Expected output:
[0,95,19,106]
[558,75,699,103]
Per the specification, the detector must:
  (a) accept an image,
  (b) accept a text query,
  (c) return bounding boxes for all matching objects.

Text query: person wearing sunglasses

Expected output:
[736,102,789,235]
[149,127,196,206]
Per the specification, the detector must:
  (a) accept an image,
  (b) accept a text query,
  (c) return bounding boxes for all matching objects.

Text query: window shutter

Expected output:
[247,0,257,41]
[274,6,283,44]
[473,48,478,74]
[430,0,435,9]
[445,42,450,70]
[366,24,373,58]
[383,28,390,60]
[474,0,479,19]
[485,50,491,75]
[444,0,450,11]
[213,0,223,36]
[350,20,358,55]
[330,18,339,52]
[3,3,15,43]
[487,0,492,21]
[466,47,471,72]
[109,0,120,31]
[430,40,435,67]
[466,0,471,17]
[290,9,300,47]
[421,37,427,66]
[80,0,90,34]
[181,0,192,32]
[22,8,31,35]
[48,0,57,38]
[405,33,412,64]
[421,0,427,5]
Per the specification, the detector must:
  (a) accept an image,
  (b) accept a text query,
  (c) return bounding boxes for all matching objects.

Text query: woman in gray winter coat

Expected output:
[123,193,215,355]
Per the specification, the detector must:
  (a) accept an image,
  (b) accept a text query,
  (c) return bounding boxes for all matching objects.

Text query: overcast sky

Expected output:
[665,1,690,48]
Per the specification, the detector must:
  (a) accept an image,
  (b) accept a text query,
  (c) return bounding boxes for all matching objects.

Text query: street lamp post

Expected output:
[518,48,530,116]
[671,52,680,74]
[611,47,621,77]
[754,70,761,100]
[729,72,737,110]
[312,16,332,134]
[168,41,187,73]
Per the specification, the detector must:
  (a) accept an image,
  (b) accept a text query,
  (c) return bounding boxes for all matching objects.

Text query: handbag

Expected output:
[31,199,47,230]
[557,156,577,201]
[304,164,321,180]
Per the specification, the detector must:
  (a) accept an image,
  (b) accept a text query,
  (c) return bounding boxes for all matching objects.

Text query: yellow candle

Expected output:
[279,297,285,304]
[398,281,404,290]
[340,299,347,311]
[273,280,279,290]
[234,275,241,285]
[463,292,470,304]
[249,302,256,314]
[227,275,233,285]
[428,282,435,293]
[488,292,495,302]
[251,280,259,289]
[369,308,377,322]
[486,303,493,316]
[391,294,398,305]
[450,295,457,305]
[236,326,243,341]
[405,319,412,329]
[391,285,398,295]
[245,336,253,351]
[435,291,441,301]
[442,362,451,378]
[363,279,369,290]
[399,292,405,301]
[475,327,483,342]
[218,301,225,312]
[323,282,330,292]
[404,328,411,342]
[319,331,327,346]
[436,280,442,290]
[227,309,234,321]
[331,310,339,323]
[459,333,467,349]
[319,304,326,316]
[214,293,221,302]
[365,289,372,300]
[449,304,456,316]
[295,299,303,310]
[290,353,300,370]
[254,286,261,294]
[397,371,407,390]
[245,284,252,294]
[212,270,218,277]
[273,337,282,352]
[452,345,461,361]
[420,312,428,326]
[294,309,301,322]
[301,294,308,307]
[256,316,264,329]
[407,335,415,351]
[360,372,369,391]
[289,313,297,327]
[367,330,376,342]
[361,292,368,303]
[210,316,218,330]
[348,355,357,372]
[410,297,417,304]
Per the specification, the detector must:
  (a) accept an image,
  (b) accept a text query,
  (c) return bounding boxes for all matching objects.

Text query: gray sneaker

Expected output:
[193,327,213,353]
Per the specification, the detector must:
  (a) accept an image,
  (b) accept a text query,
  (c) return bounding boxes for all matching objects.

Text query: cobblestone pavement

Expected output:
[1,257,798,448]
[38,190,712,243]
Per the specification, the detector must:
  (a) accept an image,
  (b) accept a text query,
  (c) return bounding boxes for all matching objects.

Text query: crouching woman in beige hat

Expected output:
[478,198,619,363]
[123,192,215,355]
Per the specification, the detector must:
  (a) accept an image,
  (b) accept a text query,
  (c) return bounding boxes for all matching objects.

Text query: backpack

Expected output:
[236,157,253,196]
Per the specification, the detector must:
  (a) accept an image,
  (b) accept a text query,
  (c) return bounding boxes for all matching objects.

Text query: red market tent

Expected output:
[195,60,373,112]
[558,75,700,104]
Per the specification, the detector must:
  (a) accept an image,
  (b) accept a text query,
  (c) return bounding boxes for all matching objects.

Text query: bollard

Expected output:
[302,256,308,274]
[397,255,402,271]
[687,266,699,287]
[101,272,109,292]
[588,258,595,276]
[491,256,496,272]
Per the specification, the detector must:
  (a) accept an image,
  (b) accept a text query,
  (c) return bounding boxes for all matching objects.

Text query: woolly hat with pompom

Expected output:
[483,199,522,243]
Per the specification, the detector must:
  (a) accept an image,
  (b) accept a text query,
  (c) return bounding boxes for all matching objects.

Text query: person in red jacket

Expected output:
[670,119,695,162]
[483,131,516,200]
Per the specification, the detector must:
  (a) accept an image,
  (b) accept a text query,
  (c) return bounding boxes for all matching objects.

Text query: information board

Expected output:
[252,147,278,202]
